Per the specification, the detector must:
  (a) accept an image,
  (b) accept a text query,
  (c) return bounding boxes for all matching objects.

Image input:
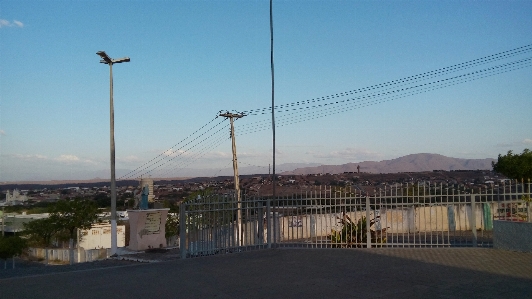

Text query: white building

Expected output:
[4,189,28,205]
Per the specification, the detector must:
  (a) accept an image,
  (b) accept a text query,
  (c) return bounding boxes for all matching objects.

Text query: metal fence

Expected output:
[180,180,531,258]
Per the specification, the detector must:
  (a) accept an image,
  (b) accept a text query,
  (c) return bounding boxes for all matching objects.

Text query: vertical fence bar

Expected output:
[523,179,532,222]
[180,202,187,259]
[266,197,271,248]
[366,196,371,248]
[273,194,277,248]
[470,194,477,247]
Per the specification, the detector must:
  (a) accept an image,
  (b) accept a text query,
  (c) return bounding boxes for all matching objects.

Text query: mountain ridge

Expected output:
[281,153,495,175]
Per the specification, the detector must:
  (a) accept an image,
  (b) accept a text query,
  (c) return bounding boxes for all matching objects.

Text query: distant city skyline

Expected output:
[1,1,531,182]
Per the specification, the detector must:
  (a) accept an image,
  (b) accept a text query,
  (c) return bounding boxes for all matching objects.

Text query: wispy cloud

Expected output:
[0,130,5,136]
[0,19,24,28]
[57,155,80,162]
[496,138,532,147]
[163,149,186,157]
[56,154,98,165]
[10,154,48,160]
[118,155,142,163]
[204,151,231,159]
[5,153,98,165]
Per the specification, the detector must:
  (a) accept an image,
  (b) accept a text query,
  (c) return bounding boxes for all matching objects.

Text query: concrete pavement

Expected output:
[1,248,531,298]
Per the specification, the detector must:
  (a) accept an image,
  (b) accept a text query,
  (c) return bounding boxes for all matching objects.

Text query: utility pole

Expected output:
[1,206,4,237]
[269,0,276,248]
[219,112,245,246]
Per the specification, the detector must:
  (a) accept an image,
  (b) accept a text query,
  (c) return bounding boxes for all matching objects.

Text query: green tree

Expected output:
[49,199,99,264]
[23,217,58,247]
[0,236,27,269]
[492,149,532,180]
[93,192,111,208]
[165,213,179,246]
[494,149,532,220]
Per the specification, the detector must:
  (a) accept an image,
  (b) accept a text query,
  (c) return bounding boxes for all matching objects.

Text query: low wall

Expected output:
[493,220,532,252]
[28,247,112,263]
[278,203,496,240]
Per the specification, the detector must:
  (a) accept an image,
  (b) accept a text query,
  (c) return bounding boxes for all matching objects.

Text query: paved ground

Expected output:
[1,248,531,298]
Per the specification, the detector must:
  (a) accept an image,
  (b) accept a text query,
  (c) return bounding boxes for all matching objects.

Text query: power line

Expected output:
[120,118,229,179]
[236,56,532,135]
[157,132,230,178]
[119,115,222,179]
[242,44,532,116]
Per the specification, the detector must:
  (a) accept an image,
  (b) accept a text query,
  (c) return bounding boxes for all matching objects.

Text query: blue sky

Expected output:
[1,0,531,182]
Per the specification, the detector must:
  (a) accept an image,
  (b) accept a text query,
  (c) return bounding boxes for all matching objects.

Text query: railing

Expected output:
[180,180,531,258]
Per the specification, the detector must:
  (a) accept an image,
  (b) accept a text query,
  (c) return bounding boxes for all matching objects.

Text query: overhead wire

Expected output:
[237,54,532,134]
[121,117,229,179]
[156,130,230,178]
[241,44,532,116]
[119,114,221,179]
[211,160,234,178]
[236,56,532,135]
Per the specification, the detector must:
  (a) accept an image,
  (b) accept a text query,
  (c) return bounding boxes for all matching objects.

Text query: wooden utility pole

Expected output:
[219,112,245,246]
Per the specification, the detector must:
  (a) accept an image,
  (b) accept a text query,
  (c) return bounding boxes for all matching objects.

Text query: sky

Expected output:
[1,0,531,182]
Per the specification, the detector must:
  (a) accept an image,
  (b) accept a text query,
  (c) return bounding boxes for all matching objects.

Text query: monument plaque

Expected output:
[145,212,162,234]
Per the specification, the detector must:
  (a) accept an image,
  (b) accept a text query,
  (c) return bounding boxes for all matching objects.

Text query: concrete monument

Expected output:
[127,182,169,251]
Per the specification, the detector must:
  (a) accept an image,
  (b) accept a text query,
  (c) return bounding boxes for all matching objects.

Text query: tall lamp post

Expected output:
[96,51,130,256]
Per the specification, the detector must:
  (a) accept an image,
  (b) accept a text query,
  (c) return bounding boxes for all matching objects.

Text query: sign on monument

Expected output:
[145,212,162,234]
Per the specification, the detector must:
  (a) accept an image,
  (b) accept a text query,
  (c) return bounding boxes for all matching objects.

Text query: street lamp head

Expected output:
[96,51,112,64]
[96,51,130,64]
[113,57,131,64]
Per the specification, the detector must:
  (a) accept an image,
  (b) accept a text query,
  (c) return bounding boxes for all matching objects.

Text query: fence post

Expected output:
[366,196,371,248]
[526,202,532,222]
[470,194,477,247]
[180,202,187,259]
[258,205,264,246]
[266,198,271,248]
[45,248,49,266]
[523,179,532,222]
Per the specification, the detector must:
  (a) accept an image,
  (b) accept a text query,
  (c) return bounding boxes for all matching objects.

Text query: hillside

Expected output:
[281,153,495,175]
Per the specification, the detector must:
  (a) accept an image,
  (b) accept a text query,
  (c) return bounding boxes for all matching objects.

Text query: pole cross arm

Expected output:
[219,112,245,119]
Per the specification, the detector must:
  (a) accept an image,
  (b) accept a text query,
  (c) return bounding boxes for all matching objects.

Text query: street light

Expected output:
[96,51,130,256]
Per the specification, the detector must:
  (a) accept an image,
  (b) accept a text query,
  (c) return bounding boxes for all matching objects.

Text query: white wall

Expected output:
[78,223,125,250]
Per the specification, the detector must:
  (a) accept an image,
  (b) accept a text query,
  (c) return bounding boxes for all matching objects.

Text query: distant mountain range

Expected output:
[1,154,495,185]
[281,153,495,175]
